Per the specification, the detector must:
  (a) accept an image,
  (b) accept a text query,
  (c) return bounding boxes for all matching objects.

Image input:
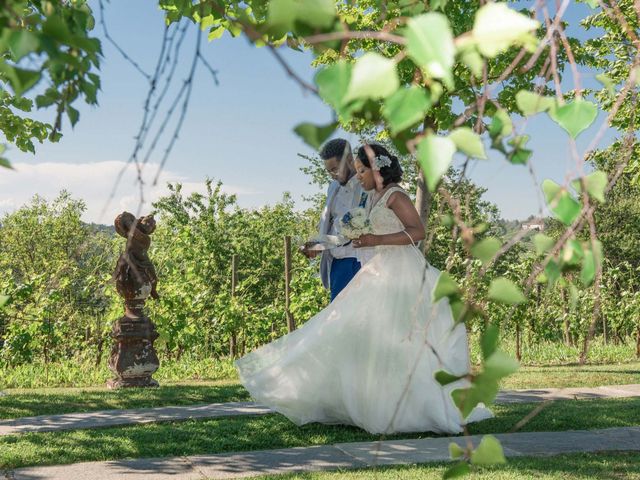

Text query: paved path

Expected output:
[1,384,639,436]
[6,426,640,479]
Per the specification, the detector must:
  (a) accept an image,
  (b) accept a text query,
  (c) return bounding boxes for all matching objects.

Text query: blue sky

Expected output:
[0,0,617,223]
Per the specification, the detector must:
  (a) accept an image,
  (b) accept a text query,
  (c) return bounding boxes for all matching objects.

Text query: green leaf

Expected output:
[480,324,499,360]
[571,170,607,203]
[0,64,41,96]
[584,0,599,8]
[316,61,351,112]
[265,0,296,37]
[562,239,584,265]
[405,13,455,88]
[515,90,555,116]
[581,241,602,287]
[432,271,460,302]
[443,461,471,479]
[549,100,598,139]
[449,442,465,459]
[472,3,540,58]
[471,435,507,465]
[489,109,512,139]
[484,350,519,381]
[471,237,501,265]
[595,73,616,95]
[7,30,40,61]
[297,0,336,29]
[542,179,581,226]
[42,14,74,43]
[460,47,483,77]
[488,277,526,305]
[452,376,499,417]
[533,233,554,256]
[431,0,449,11]
[0,295,9,309]
[343,53,399,102]
[417,134,456,192]
[382,86,431,134]
[435,370,464,386]
[66,105,80,127]
[208,25,225,40]
[0,155,12,169]
[293,122,337,149]
[449,127,487,159]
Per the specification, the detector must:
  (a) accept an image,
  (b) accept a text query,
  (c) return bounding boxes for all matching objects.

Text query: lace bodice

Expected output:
[369,186,409,236]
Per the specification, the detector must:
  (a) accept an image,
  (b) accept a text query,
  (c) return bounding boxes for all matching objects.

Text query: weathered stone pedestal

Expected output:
[108,211,161,389]
[107,311,160,389]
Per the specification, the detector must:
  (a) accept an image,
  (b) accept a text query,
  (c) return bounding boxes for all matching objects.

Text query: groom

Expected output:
[303,139,367,301]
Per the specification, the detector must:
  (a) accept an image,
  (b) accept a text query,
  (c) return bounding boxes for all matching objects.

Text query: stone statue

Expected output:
[107,212,161,389]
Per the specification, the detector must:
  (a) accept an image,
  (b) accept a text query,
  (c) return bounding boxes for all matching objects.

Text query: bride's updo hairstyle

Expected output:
[357,144,403,187]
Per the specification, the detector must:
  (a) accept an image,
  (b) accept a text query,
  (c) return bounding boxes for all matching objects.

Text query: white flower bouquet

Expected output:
[339,207,372,240]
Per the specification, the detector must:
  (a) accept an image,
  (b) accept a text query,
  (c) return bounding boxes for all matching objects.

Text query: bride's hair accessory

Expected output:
[373,155,392,171]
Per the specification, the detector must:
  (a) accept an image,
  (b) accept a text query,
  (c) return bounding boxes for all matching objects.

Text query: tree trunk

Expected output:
[516,323,522,362]
[636,324,640,358]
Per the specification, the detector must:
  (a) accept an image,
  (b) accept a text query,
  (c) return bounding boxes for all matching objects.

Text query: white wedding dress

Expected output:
[235,187,492,434]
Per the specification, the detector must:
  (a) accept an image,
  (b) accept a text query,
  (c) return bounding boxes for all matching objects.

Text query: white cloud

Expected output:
[0,161,259,224]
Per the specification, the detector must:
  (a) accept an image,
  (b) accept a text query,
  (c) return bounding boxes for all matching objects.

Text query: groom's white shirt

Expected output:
[319,175,365,289]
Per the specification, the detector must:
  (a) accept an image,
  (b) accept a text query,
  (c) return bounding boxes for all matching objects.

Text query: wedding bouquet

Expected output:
[339,207,372,239]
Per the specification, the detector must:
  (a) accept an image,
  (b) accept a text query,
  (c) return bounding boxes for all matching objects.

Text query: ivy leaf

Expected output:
[343,53,399,102]
[471,237,501,265]
[296,0,336,29]
[315,61,351,112]
[533,233,554,256]
[449,127,487,159]
[382,86,431,134]
[0,157,13,170]
[265,0,296,37]
[460,47,483,77]
[549,100,598,139]
[472,3,540,58]
[66,106,80,127]
[595,73,616,95]
[488,277,526,305]
[417,134,456,192]
[471,435,507,465]
[293,121,337,149]
[208,25,225,40]
[404,13,455,88]
[507,135,532,165]
[480,323,500,360]
[435,370,464,386]
[443,461,471,479]
[515,90,555,116]
[542,179,581,226]
[571,170,607,203]
[581,241,602,287]
[484,350,519,381]
[449,442,465,459]
[489,109,513,139]
[7,30,40,61]
[452,375,499,417]
[0,64,41,96]
[432,271,460,302]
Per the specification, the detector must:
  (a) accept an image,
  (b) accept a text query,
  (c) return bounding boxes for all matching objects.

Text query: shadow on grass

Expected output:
[0,383,250,419]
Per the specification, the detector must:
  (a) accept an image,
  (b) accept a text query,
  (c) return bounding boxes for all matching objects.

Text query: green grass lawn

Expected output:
[2,362,638,420]
[0,380,248,419]
[1,397,639,470]
[253,451,640,480]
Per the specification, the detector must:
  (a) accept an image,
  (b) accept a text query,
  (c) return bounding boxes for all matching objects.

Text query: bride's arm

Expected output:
[354,192,425,247]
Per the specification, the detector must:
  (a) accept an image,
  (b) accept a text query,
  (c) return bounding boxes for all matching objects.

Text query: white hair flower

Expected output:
[374,155,392,170]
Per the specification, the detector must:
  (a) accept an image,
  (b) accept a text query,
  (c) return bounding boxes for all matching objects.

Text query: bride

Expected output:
[235,143,491,434]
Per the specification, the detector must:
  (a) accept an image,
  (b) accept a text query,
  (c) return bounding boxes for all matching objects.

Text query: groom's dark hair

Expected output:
[357,144,403,186]
[320,138,350,161]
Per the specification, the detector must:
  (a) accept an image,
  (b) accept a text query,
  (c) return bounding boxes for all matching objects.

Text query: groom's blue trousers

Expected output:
[330,257,361,301]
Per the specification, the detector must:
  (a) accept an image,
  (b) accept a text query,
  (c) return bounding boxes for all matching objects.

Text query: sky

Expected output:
[0,0,618,224]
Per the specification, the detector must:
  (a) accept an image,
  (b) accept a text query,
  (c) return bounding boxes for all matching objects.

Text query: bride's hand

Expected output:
[353,234,378,248]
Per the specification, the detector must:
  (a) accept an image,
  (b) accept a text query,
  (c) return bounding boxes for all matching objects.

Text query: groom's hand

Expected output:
[301,244,320,258]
